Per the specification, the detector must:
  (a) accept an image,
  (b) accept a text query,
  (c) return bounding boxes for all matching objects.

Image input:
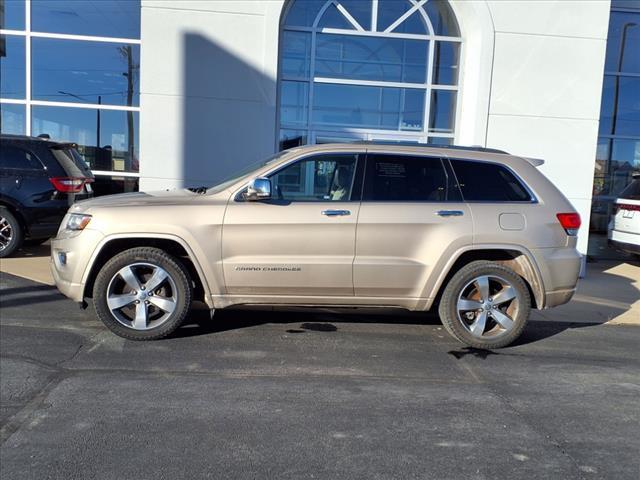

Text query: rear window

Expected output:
[50,147,94,178]
[0,145,45,170]
[619,179,640,200]
[450,159,532,202]
[363,154,462,202]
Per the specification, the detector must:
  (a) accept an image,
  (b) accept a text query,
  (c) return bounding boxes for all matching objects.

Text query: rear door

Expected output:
[353,152,472,299]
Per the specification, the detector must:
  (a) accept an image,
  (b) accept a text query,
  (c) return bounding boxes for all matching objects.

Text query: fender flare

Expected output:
[81,233,215,308]
[424,244,546,310]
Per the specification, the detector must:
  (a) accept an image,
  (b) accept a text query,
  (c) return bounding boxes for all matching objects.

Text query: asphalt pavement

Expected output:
[1,271,639,480]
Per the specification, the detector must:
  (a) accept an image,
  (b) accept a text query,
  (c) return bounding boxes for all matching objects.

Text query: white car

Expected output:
[609,174,640,258]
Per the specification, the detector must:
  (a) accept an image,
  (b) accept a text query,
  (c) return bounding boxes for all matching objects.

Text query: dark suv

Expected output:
[0,134,94,257]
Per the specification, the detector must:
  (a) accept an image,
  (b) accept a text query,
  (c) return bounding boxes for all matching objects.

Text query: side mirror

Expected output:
[245,177,271,201]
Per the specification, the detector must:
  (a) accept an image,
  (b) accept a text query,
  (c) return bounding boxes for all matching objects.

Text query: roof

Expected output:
[351,140,509,155]
[0,133,74,147]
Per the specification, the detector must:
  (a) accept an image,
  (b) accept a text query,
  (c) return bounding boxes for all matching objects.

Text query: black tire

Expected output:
[438,260,531,349]
[0,207,23,258]
[93,247,192,340]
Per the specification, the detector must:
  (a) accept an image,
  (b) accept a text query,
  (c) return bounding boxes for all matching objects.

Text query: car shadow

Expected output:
[13,243,51,258]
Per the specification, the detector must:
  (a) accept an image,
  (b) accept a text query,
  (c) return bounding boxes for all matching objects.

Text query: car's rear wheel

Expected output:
[0,208,23,258]
[438,260,531,349]
[93,247,192,340]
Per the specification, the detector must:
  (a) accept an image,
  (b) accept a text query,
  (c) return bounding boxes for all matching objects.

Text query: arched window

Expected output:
[278,0,461,149]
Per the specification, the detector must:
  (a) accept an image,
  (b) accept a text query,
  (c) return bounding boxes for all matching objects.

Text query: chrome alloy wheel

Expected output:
[456,275,520,339]
[0,216,13,253]
[106,262,178,330]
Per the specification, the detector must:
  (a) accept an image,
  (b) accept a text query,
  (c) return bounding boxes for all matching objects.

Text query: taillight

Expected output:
[617,203,640,212]
[556,213,581,236]
[49,177,91,193]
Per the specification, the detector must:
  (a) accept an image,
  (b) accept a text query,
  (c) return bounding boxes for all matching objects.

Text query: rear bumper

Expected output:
[608,229,640,254]
[609,239,640,255]
[544,288,577,308]
[530,247,581,309]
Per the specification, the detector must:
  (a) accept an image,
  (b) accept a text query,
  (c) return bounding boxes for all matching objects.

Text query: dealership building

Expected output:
[1,0,639,257]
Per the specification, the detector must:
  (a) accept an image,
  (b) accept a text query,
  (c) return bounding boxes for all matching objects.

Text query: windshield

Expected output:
[207,150,290,194]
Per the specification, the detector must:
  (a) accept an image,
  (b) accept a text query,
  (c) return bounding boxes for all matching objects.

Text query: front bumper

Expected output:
[50,228,104,303]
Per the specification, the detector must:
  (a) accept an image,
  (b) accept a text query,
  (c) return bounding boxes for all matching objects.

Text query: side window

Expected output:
[363,154,460,202]
[0,145,45,171]
[450,159,532,202]
[269,154,358,201]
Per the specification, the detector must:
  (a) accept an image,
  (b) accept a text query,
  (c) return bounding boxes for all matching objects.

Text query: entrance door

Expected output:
[222,151,364,297]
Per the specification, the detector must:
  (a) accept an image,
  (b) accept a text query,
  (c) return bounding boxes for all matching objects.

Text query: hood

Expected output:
[70,189,204,213]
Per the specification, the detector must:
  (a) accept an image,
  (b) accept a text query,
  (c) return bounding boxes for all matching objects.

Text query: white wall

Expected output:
[140,0,609,253]
[139,0,285,191]
[481,0,610,253]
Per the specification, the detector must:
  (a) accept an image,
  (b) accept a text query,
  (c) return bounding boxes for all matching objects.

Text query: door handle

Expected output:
[322,209,351,216]
[436,210,464,217]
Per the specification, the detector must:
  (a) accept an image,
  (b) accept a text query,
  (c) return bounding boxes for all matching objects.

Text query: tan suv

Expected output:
[51,143,582,348]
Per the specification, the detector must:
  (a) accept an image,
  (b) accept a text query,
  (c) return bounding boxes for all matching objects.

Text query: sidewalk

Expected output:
[1,244,638,325]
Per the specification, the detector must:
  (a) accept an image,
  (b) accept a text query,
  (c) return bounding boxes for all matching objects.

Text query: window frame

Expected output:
[361,151,461,203]
[447,157,538,204]
[234,151,366,203]
[277,0,462,148]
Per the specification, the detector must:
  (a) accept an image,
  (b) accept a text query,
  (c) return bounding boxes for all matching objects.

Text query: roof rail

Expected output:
[351,140,509,154]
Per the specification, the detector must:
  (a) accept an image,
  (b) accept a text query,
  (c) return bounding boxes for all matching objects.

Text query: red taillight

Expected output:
[557,212,581,235]
[617,203,640,212]
[49,177,91,193]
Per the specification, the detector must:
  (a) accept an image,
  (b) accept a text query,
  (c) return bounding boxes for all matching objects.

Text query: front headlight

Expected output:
[66,213,92,231]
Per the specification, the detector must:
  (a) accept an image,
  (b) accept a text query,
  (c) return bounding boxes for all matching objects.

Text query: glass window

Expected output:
[0,34,25,99]
[428,136,453,146]
[429,90,456,133]
[32,38,139,107]
[433,42,460,86]
[1,0,25,30]
[269,154,358,201]
[279,1,460,148]
[338,0,372,30]
[0,145,44,170]
[315,34,428,84]
[0,103,26,134]
[619,178,640,200]
[450,160,532,202]
[377,0,427,35]
[91,175,139,196]
[279,129,307,151]
[599,75,640,136]
[363,154,458,202]
[285,0,328,27]
[313,83,425,131]
[31,0,141,39]
[424,0,460,36]
[280,81,309,125]
[31,106,139,173]
[317,3,356,29]
[605,12,640,73]
[281,31,311,80]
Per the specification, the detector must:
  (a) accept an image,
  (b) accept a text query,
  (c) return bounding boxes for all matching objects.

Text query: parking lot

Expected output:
[1,263,639,479]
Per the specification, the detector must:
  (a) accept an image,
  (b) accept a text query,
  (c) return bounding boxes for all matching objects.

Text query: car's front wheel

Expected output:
[438,260,531,349]
[0,207,23,258]
[93,247,192,340]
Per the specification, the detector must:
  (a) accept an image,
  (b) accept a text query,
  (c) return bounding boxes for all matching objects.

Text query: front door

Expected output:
[222,152,363,297]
